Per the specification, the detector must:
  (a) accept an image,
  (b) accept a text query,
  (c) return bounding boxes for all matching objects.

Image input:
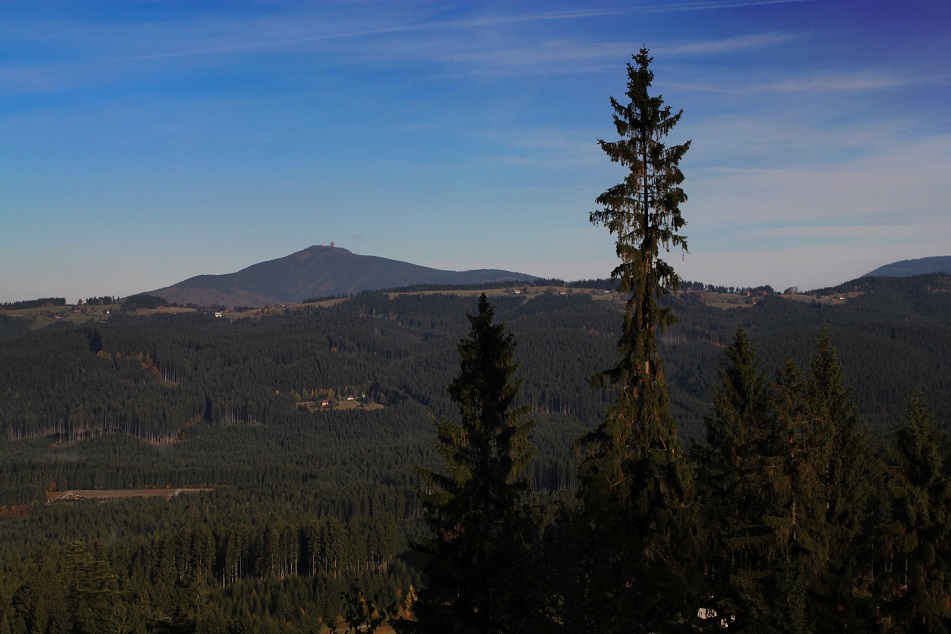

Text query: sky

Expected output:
[2,0,949,303]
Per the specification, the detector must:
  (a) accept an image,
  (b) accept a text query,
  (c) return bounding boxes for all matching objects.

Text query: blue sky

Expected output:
[2,0,949,302]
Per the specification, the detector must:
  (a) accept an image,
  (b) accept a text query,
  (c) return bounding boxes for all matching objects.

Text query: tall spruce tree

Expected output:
[764,359,832,634]
[412,294,539,633]
[877,391,951,632]
[575,47,700,631]
[695,325,773,628]
[805,328,877,628]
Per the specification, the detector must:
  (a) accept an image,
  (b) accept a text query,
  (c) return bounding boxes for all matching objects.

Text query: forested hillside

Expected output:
[864,255,951,278]
[3,276,948,447]
[0,276,949,630]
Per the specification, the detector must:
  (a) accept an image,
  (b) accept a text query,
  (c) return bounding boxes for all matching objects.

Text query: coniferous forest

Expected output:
[1,49,950,632]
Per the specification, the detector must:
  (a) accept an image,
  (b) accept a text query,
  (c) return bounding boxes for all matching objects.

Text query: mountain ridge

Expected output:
[863,255,951,278]
[148,245,538,307]
[144,250,951,308]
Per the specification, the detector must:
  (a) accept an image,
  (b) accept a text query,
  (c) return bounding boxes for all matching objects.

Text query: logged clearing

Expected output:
[46,488,212,503]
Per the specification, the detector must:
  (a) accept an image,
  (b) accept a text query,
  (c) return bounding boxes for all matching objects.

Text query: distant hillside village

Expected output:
[2,281,836,316]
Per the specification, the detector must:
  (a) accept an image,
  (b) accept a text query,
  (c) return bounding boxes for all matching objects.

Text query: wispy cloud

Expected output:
[0,3,815,97]
[585,0,811,15]
[662,0,811,10]
[659,32,795,55]
[33,4,805,66]
[446,32,796,78]
[443,40,628,75]
[113,7,643,62]
[688,134,951,238]
[664,70,916,98]
[763,74,912,93]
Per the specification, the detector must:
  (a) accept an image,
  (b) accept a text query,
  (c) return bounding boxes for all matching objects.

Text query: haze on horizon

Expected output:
[2,0,949,304]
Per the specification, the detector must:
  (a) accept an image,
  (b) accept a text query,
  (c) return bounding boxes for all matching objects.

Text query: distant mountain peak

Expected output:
[301,244,351,254]
[147,246,537,307]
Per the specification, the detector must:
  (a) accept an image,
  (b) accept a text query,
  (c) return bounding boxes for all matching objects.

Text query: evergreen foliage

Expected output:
[413,294,540,633]
[0,243,945,632]
[122,294,168,311]
[695,330,884,632]
[575,47,701,630]
[877,391,951,632]
[763,358,832,634]
[805,328,877,629]
[0,298,66,311]
[694,325,773,628]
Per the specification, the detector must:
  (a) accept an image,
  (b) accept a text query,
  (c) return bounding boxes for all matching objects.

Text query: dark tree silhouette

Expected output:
[575,47,701,631]
[413,294,539,633]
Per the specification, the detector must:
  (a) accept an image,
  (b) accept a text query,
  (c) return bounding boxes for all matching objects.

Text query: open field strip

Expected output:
[46,488,212,503]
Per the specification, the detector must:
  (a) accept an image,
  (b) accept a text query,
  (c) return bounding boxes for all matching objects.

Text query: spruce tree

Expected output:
[763,359,830,634]
[695,325,772,628]
[412,294,539,633]
[805,328,877,628]
[575,47,700,631]
[877,391,951,632]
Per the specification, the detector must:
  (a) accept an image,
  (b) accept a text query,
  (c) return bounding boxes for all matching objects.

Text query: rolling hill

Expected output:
[863,255,951,278]
[147,244,538,306]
